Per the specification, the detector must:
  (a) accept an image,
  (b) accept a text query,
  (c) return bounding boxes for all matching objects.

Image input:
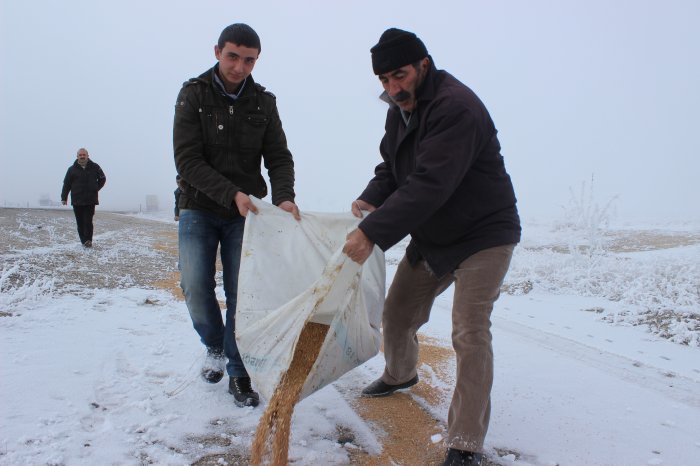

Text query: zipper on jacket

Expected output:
[229,105,234,115]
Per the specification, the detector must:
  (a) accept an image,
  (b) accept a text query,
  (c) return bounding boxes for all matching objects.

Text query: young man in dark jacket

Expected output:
[343,28,521,466]
[61,147,107,248]
[173,23,299,408]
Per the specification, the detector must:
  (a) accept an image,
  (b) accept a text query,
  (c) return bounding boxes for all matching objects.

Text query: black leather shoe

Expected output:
[361,375,419,397]
[228,377,260,407]
[440,448,485,466]
[200,347,225,384]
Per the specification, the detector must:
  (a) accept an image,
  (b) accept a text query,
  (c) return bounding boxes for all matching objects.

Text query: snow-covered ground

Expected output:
[1,207,699,465]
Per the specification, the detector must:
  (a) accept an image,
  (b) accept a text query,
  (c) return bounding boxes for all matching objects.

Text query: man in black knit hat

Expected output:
[343,28,521,466]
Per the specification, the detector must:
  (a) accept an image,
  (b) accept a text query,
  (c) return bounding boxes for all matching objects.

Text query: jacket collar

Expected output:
[197,65,258,101]
[73,159,93,168]
[213,71,247,100]
[415,59,438,104]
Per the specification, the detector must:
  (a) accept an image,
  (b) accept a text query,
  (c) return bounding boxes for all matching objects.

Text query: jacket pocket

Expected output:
[246,114,268,126]
[238,113,268,150]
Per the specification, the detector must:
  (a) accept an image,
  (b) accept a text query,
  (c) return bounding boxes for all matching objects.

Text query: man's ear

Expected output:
[214,45,221,60]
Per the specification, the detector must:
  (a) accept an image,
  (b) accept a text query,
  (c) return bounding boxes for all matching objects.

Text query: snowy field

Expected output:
[1,207,699,465]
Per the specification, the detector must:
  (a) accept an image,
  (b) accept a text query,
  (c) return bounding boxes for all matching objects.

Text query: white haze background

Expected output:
[1,0,699,222]
[2,2,700,465]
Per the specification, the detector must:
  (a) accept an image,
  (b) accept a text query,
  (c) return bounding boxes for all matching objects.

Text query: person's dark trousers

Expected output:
[72,205,96,244]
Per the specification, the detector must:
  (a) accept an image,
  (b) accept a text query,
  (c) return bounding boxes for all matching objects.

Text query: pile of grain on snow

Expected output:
[250,322,329,466]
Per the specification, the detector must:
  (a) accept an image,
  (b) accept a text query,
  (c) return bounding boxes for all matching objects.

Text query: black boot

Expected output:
[361,375,419,397]
[441,448,485,466]
[200,347,225,384]
[228,377,260,407]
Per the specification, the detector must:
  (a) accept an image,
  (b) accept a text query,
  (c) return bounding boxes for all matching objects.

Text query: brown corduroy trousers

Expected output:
[379,244,515,452]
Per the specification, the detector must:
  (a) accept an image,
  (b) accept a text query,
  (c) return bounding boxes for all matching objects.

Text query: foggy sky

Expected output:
[1,0,698,222]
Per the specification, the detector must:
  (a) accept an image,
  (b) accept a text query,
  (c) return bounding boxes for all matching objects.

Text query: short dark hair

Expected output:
[218,23,261,53]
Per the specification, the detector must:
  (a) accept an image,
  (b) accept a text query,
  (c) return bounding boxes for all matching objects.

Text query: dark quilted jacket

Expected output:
[173,65,295,219]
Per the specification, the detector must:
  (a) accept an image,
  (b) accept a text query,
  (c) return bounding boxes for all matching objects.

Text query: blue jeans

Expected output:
[178,209,247,377]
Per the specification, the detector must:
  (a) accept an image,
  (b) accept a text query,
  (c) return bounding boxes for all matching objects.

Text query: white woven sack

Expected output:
[236,198,385,402]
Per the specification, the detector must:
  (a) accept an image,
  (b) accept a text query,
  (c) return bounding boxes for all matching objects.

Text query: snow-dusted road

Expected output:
[2,208,699,465]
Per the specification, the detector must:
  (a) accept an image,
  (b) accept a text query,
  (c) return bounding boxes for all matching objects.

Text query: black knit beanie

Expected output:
[370,28,428,75]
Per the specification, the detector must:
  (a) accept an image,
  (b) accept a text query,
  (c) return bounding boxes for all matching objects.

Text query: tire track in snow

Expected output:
[493,315,700,408]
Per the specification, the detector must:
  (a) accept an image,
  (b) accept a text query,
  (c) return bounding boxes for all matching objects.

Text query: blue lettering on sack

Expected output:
[241,353,268,371]
[332,320,362,366]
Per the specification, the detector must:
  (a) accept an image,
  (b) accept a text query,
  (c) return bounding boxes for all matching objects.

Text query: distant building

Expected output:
[38,193,60,206]
[145,195,159,212]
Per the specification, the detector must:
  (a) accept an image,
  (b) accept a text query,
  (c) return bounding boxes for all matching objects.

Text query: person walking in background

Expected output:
[61,147,107,248]
[343,28,521,466]
[173,23,299,407]
[174,175,182,221]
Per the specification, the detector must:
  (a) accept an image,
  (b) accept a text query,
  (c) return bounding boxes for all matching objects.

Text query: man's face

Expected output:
[76,149,89,163]
[214,42,259,91]
[378,58,429,112]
